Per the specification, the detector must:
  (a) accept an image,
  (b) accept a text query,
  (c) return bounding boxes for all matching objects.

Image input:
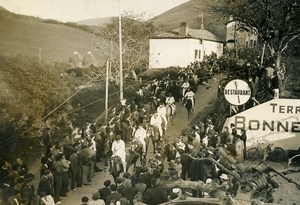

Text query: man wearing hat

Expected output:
[219,173,230,196]
[168,188,182,201]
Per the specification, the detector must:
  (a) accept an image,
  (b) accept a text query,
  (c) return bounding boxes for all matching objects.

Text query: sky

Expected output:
[0,0,189,22]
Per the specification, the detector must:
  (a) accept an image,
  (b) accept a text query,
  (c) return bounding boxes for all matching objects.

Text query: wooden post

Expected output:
[118,0,123,101]
[260,42,266,66]
[105,60,109,122]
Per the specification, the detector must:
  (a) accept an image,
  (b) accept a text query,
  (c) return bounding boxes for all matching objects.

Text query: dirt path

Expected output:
[54,76,221,204]
[29,74,300,205]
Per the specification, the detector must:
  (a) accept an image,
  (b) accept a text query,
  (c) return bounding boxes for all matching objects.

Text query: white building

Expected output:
[149,22,224,69]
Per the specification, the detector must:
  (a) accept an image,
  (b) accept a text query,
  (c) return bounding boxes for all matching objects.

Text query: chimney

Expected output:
[179,22,188,36]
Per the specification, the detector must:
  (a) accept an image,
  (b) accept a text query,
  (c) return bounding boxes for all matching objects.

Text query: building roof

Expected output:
[151,28,222,42]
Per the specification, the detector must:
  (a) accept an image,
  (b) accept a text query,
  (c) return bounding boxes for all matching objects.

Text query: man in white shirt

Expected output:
[181,80,190,97]
[111,135,126,172]
[165,93,176,116]
[150,112,164,138]
[133,124,147,153]
[157,102,168,129]
[184,88,195,109]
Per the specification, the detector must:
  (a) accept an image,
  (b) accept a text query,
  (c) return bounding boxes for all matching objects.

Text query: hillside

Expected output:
[150,0,228,41]
[77,17,111,26]
[0,9,106,64]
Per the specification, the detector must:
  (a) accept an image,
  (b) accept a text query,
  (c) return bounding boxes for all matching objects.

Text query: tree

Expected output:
[91,13,158,79]
[0,55,74,133]
[210,0,300,68]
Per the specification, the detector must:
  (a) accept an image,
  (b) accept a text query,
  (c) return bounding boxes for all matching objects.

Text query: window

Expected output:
[195,50,198,59]
[199,50,201,59]
[250,40,253,47]
[253,40,257,46]
[245,41,248,47]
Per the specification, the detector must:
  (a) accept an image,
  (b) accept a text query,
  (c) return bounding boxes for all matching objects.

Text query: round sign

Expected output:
[223,79,251,105]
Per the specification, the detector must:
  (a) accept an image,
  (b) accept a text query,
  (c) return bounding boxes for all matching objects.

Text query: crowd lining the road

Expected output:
[0,55,283,205]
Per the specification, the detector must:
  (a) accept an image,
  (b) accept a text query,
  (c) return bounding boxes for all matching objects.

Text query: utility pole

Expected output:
[105,60,109,122]
[234,21,238,58]
[260,42,266,66]
[118,0,123,101]
[200,12,204,61]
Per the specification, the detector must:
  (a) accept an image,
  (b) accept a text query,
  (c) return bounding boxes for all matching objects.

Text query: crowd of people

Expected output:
[0,55,283,205]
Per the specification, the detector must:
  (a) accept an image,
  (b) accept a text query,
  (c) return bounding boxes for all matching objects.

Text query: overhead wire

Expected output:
[41,71,103,121]
[63,66,249,116]
[43,62,250,120]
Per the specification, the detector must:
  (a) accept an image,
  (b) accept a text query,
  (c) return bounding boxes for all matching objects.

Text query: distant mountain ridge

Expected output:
[150,0,228,41]
[0,7,107,64]
[75,0,228,41]
[77,17,112,26]
[0,0,227,64]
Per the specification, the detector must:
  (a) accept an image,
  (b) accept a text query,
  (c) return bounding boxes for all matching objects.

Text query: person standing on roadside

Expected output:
[111,135,126,172]
[239,129,247,157]
[52,155,63,204]
[69,148,82,190]
[38,169,55,204]
[60,154,70,197]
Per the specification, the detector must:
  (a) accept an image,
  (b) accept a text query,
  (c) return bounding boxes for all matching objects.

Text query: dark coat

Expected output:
[106,192,122,205]
[142,186,167,205]
[37,175,51,196]
[121,186,139,205]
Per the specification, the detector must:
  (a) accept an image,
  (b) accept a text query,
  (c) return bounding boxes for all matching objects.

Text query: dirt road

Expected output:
[54,76,221,204]
[29,74,300,205]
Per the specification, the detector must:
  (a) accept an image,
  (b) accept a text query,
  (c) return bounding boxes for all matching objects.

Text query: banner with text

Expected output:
[223,98,300,149]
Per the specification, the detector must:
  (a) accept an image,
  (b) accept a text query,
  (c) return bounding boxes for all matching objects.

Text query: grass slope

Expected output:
[0,9,106,64]
[150,0,227,41]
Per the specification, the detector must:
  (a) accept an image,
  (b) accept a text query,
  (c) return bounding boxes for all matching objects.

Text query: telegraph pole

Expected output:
[105,60,109,122]
[200,12,204,61]
[118,0,123,101]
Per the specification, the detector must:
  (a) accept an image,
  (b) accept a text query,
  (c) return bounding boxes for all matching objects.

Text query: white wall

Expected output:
[204,40,223,57]
[149,38,223,69]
